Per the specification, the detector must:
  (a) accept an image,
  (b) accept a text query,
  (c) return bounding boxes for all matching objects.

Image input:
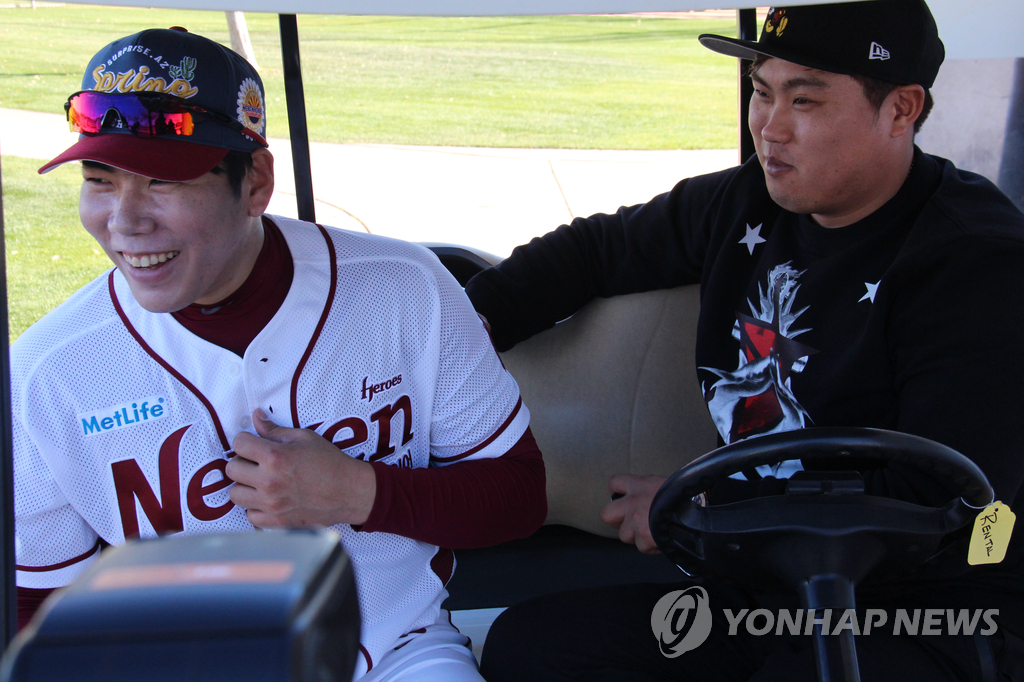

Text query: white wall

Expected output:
[916,58,1017,186]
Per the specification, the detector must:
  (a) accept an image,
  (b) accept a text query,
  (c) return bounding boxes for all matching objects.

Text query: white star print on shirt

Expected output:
[739,223,766,255]
[859,281,880,303]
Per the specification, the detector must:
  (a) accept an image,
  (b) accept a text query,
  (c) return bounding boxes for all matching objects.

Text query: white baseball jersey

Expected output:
[12,216,529,674]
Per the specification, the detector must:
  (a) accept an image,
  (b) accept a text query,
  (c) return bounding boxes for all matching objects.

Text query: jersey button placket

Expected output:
[227,361,249,431]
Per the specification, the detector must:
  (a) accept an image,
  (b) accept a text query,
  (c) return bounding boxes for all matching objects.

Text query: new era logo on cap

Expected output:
[697,1,944,88]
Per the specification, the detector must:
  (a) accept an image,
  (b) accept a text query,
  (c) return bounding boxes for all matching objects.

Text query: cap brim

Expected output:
[699,34,766,61]
[38,134,229,181]
[699,33,857,78]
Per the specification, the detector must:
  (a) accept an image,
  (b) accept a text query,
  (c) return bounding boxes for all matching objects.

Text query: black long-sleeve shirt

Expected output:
[467,148,1024,635]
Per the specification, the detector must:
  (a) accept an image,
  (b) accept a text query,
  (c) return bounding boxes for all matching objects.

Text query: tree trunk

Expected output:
[226,11,259,70]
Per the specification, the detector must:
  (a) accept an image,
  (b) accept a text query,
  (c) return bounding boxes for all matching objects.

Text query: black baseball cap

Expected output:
[699,0,944,88]
[40,27,268,181]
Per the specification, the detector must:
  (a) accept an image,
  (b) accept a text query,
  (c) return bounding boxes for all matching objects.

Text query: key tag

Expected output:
[968,501,1016,565]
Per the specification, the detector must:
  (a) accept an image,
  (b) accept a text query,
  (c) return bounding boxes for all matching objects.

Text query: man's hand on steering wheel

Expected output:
[600,474,666,554]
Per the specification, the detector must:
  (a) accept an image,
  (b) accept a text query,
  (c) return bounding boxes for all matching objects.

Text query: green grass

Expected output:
[1,6,741,339]
[2,155,110,341]
[0,6,738,149]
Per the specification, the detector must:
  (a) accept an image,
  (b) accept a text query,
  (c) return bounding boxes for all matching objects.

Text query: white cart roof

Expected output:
[55,0,1024,60]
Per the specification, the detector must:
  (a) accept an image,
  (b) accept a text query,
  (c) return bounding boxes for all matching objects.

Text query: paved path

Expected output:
[1,107,737,257]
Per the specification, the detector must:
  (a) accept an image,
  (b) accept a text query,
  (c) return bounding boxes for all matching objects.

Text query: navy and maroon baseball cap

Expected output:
[39,27,268,181]
[699,0,944,88]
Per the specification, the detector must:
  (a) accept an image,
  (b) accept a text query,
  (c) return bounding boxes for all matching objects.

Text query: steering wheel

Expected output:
[648,427,993,593]
[649,427,994,682]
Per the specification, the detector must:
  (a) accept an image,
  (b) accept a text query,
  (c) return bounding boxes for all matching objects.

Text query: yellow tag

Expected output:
[968,501,1016,565]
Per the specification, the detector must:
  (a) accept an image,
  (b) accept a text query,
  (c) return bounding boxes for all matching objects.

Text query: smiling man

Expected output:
[13,28,545,682]
[468,1,1024,680]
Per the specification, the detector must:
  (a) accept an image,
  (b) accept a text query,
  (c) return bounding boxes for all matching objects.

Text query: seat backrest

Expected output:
[500,285,719,537]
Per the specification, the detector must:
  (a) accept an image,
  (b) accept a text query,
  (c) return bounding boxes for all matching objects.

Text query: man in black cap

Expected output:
[471,1,1023,679]
[16,28,546,682]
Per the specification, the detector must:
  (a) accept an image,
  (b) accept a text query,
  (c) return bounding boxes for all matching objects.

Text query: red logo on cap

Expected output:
[764,8,788,38]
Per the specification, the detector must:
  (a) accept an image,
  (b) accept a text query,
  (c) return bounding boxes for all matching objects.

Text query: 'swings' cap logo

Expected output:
[764,8,788,38]
[90,51,199,99]
[236,77,265,136]
[869,42,891,61]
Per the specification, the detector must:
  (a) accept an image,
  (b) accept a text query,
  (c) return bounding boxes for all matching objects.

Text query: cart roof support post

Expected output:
[737,8,757,164]
[280,14,316,223]
[0,154,17,647]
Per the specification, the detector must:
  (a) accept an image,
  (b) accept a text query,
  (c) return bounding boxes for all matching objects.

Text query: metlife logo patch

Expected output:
[78,395,168,436]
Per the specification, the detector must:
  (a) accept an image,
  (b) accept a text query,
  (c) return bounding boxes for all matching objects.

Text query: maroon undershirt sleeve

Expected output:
[360,427,546,549]
[17,587,55,631]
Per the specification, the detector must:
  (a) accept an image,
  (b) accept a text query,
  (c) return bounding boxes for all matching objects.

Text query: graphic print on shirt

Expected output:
[701,263,818,444]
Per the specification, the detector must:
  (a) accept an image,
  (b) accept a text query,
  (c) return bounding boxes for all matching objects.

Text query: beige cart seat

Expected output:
[500,284,719,537]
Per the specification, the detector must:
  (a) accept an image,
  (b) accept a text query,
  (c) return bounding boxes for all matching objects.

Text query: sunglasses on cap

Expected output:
[64,90,267,146]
